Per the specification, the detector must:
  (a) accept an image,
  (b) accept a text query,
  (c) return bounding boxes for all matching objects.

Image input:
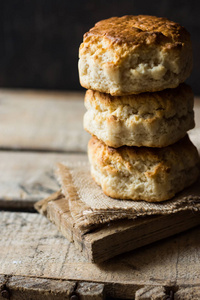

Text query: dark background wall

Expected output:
[1,0,200,94]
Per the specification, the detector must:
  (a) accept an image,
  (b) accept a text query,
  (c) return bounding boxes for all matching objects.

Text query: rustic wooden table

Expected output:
[0,90,200,300]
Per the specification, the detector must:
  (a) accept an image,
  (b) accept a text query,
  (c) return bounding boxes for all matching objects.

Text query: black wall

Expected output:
[1,0,200,93]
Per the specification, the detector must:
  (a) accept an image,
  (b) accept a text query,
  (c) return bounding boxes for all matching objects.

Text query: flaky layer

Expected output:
[88,136,200,202]
[84,84,194,147]
[79,15,192,95]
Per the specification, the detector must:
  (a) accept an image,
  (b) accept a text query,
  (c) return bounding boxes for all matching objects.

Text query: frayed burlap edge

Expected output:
[56,162,200,232]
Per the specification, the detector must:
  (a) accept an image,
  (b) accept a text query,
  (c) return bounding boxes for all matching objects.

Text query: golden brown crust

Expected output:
[84,84,194,148]
[79,15,192,95]
[88,136,200,202]
[89,135,199,173]
[84,15,190,47]
[85,83,193,113]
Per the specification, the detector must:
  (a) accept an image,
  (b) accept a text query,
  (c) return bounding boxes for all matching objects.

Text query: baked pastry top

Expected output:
[84,15,190,48]
[79,15,192,95]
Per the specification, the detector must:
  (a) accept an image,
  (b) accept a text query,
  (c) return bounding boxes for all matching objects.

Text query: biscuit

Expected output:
[79,15,192,95]
[84,84,194,148]
[88,136,200,202]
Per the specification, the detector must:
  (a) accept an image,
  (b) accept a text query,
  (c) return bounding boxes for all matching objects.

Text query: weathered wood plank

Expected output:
[0,129,199,211]
[4,276,76,300]
[35,190,200,263]
[0,89,199,153]
[0,151,87,209]
[76,282,105,300]
[135,286,167,300]
[0,211,200,299]
[0,275,106,300]
[0,89,89,152]
[0,94,199,211]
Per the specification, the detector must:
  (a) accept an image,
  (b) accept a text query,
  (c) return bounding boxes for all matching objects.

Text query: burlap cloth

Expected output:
[56,161,200,233]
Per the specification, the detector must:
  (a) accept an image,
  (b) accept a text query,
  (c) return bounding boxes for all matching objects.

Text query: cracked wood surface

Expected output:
[35,190,200,263]
[0,276,76,300]
[0,91,200,299]
[0,91,199,211]
[0,151,87,209]
[0,275,105,300]
[0,211,200,299]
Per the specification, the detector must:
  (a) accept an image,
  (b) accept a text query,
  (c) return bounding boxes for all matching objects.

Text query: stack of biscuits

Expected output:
[78,15,200,203]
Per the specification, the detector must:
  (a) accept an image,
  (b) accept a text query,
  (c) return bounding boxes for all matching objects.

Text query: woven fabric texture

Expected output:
[56,162,200,232]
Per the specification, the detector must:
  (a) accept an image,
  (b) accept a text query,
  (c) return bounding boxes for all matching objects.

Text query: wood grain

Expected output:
[5,276,76,300]
[35,190,200,263]
[0,151,87,209]
[76,282,105,300]
[0,89,199,153]
[0,275,105,300]
[0,211,200,299]
[0,89,89,152]
[135,286,167,300]
[0,91,199,298]
[0,275,106,300]
[0,91,199,212]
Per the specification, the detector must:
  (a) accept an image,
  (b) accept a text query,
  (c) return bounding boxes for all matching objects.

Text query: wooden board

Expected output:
[0,211,200,299]
[0,275,104,300]
[1,139,200,211]
[0,91,200,298]
[0,151,87,210]
[35,190,200,263]
[0,89,199,154]
[0,276,76,300]
[0,89,89,152]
